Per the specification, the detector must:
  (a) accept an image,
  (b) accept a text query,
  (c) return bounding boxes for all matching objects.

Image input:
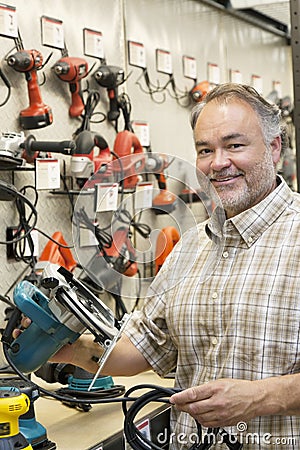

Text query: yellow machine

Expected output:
[0,386,32,450]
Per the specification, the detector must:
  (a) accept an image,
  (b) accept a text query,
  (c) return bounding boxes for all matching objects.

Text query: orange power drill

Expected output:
[52,56,88,117]
[7,50,53,130]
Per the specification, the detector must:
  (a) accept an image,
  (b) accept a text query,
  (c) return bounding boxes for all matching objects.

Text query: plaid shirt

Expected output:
[124,177,300,449]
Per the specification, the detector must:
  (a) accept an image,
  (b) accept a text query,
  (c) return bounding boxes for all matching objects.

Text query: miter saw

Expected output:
[3,263,130,383]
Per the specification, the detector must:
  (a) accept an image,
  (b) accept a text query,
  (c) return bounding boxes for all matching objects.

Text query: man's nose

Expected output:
[210,149,231,171]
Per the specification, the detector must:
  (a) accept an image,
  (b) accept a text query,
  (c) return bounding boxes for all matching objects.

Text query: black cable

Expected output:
[74,207,112,260]
[0,68,11,107]
[73,90,102,136]
[0,184,38,245]
[33,228,74,249]
[118,92,133,132]
[0,294,14,307]
[12,186,38,266]
[122,384,243,450]
[115,208,151,239]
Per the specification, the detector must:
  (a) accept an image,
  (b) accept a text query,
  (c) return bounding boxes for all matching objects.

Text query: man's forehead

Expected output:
[196,99,257,129]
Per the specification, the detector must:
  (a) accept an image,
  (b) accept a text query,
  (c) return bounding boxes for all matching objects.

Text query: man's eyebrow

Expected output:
[222,133,245,142]
[195,133,246,147]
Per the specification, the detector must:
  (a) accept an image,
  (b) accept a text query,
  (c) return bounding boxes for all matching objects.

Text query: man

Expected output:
[15,84,300,449]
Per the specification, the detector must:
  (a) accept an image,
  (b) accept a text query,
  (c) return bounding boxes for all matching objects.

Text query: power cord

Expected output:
[73,90,105,136]
[122,384,243,450]
[11,185,38,266]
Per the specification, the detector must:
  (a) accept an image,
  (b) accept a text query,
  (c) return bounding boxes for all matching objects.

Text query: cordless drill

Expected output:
[52,56,88,117]
[7,50,53,130]
[93,65,125,122]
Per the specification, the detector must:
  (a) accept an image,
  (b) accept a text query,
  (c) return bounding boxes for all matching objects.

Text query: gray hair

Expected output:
[190,83,287,151]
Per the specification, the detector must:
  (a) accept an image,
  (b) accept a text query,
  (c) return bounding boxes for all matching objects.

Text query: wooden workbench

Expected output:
[34,371,174,450]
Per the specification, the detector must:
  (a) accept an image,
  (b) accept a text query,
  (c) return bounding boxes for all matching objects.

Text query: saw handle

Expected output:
[7,281,80,374]
[21,134,76,158]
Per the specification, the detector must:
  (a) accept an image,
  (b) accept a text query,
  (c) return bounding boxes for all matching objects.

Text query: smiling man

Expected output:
[192,84,281,218]
[14,84,300,449]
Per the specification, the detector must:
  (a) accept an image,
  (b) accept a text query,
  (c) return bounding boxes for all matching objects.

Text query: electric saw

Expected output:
[6,263,130,376]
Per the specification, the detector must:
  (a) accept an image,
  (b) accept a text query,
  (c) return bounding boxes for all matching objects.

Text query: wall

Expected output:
[0,0,292,364]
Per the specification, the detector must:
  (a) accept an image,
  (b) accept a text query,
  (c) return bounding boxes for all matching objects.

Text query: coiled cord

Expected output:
[122,384,243,450]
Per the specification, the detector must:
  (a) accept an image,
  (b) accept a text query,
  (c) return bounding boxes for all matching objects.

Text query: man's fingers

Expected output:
[170,385,211,405]
[12,316,32,339]
[21,316,31,328]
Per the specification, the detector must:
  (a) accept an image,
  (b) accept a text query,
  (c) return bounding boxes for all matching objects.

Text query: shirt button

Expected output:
[211,337,218,345]
[212,292,218,300]
[248,236,253,244]
[223,251,229,258]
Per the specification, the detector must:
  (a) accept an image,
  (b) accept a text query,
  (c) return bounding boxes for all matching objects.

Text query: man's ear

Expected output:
[271,135,281,164]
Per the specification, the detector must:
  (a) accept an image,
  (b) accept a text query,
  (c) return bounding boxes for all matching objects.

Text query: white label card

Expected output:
[128,40,146,68]
[156,49,172,75]
[230,69,243,84]
[84,28,104,59]
[251,74,263,94]
[183,55,197,80]
[0,3,17,38]
[41,15,64,49]
[207,63,220,84]
[135,183,153,210]
[132,121,150,147]
[35,159,60,190]
[95,183,119,212]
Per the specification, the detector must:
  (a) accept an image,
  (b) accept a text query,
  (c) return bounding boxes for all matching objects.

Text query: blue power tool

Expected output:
[6,264,130,376]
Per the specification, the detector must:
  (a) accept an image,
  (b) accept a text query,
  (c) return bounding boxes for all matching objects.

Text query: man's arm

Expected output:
[50,333,152,376]
[169,375,300,428]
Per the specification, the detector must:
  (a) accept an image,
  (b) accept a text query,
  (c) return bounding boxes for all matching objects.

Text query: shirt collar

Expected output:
[206,176,294,247]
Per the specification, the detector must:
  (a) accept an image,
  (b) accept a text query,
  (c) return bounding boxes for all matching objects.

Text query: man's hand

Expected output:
[11,316,103,373]
[12,316,32,339]
[169,378,266,428]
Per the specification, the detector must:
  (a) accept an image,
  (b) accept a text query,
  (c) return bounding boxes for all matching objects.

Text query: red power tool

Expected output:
[113,130,145,189]
[35,231,77,274]
[71,130,112,188]
[52,56,88,117]
[190,80,211,103]
[155,226,180,273]
[7,49,53,129]
[144,153,177,214]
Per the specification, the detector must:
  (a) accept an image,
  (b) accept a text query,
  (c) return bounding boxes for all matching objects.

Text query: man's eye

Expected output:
[229,143,243,149]
[197,148,212,156]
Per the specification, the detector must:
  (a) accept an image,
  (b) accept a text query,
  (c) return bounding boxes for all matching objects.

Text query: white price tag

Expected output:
[272,80,282,99]
[84,28,104,59]
[132,121,150,147]
[41,15,64,49]
[183,55,197,80]
[135,182,153,210]
[251,74,263,94]
[156,49,172,75]
[230,69,243,84]
[95,182,118,212]
[207,63,220,84]
[35,159,60,190]
[0,3,18,38]
[125,418,151,449]
[79,225,99,247]
[128,40,146,68]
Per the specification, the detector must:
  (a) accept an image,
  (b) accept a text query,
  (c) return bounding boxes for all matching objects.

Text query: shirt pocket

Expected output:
[227,291,300,377]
